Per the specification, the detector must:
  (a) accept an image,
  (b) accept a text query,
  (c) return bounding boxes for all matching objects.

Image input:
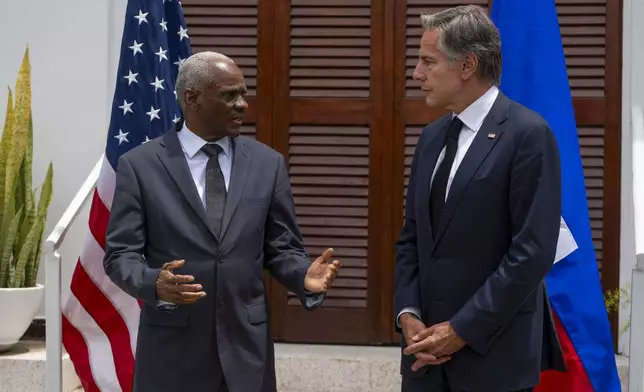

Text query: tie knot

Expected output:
[202,143,223,158]
[447,117,463,140]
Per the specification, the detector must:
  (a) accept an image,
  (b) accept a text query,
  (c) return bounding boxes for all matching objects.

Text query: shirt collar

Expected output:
[177,122,231,159]
[453,85,499,133]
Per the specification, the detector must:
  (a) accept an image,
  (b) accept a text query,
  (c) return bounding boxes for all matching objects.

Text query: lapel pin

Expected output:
[487,133,496,139]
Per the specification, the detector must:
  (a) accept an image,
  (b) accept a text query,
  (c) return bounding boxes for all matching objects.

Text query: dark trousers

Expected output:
[401,365,534,392]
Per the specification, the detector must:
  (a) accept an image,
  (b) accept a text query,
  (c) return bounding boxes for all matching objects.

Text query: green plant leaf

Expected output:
[0,206,23,287]
[12,218,41,288]
[0,87,14,230]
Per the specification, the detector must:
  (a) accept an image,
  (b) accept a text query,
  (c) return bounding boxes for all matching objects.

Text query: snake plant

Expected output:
[0,47,53,288]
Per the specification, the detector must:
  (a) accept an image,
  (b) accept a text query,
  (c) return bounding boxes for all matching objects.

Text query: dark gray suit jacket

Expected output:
[394,93,566,391]
[103,126,322,392]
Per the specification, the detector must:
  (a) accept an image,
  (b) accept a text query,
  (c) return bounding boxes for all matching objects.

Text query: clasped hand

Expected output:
[400,316,466,371]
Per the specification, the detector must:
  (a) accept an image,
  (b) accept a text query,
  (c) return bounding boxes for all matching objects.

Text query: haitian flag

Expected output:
[490,1,621,391]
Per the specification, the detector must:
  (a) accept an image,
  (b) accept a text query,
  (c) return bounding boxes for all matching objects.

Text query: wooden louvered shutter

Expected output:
[182,0,274,141]
[268,0,390,344]
[393,0,621,340]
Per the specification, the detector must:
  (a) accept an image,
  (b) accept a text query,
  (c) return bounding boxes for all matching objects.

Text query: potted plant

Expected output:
[0,47,53,353]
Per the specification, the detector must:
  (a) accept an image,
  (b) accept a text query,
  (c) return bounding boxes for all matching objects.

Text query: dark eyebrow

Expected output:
[219,85,247,95]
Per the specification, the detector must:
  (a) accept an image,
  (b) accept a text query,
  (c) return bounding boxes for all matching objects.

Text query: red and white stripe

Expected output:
[62,157,140,392]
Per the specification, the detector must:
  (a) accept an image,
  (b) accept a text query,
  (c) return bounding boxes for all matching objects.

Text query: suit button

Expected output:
[218,258,224,264]
[217,296,224,306]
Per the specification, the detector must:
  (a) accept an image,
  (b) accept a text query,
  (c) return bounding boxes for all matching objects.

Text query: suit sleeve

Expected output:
[103,155,161,307]
[449,122,562,355]
[263,154,324,310]
[393,130,425,333]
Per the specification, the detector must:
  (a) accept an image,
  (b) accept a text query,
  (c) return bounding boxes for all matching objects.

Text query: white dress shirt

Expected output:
[177,123,233,199]
[157,123,233,308]
[398,85,499,326]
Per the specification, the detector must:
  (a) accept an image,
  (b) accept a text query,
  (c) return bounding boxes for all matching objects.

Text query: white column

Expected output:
[620,0,644,355]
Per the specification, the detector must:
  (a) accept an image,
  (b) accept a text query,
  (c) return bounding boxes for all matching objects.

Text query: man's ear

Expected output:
[184,88,199,110]
[461,53,478,80]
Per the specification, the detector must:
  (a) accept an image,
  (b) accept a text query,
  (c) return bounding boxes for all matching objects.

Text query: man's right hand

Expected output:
[156,260,206,305]
[399,313,451,370]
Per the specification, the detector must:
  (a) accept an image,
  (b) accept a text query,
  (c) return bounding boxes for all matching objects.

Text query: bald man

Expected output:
[103,51,341,392]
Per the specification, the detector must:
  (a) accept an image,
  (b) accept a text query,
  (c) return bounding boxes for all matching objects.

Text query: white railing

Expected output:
[45,155,104,392]
[629,104,644,392]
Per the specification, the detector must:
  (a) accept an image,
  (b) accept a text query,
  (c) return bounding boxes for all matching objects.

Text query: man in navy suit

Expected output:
[394,5,565,392]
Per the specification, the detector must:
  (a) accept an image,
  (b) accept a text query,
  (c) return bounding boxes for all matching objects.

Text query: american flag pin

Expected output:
[487,133,496,139]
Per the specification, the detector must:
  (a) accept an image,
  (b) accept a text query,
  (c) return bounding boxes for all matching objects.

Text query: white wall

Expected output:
[619,0,644,355]
[0,0,126,317]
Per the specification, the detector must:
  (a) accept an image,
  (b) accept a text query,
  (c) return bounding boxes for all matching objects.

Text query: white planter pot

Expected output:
[0,283,44,352]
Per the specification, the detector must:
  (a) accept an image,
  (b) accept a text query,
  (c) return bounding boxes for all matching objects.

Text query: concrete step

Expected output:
[0,341,81,392]
[0,341,631,392]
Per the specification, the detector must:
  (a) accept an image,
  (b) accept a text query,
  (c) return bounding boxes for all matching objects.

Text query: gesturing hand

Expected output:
[156,260,206,305]
[304,248,341,293]
[403,321,465,371]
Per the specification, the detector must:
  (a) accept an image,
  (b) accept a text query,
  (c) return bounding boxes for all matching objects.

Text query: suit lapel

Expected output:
[417,116,451,242]
[431,93,510,250]
[157,126,217,240]
[220,137,251,241]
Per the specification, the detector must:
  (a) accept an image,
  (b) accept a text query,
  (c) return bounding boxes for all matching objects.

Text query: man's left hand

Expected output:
[304,248,341,293]
[403,321,465,370]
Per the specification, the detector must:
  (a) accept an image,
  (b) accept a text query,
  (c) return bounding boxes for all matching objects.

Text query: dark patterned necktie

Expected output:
[429,117,463,232]
[201,143,226,237]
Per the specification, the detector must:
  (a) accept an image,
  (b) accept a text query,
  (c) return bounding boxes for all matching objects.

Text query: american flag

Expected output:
[61,1,191,390]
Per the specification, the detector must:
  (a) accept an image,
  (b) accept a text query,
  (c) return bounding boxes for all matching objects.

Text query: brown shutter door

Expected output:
[268,0,390,344]
[557,0,608,278]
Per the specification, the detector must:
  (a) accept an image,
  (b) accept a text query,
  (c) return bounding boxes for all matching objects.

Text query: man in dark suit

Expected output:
[394,5,565,392]
[103,51,341,392]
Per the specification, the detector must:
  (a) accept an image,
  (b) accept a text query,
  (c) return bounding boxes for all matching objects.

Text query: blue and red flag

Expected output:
[490,1,621,391]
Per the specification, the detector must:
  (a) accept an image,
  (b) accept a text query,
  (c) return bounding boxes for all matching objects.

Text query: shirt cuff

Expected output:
[397,307,421,327]
[156,300,177,311]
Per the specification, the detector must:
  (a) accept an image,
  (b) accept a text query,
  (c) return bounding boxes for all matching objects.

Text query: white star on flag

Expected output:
[178,26,189,41]
[114,129,129,145]
[134,10,149,25]
[174,56,186,67]
[129,40,143,56]
[146,106,161,122]
[151,77,165,92]
[118,100,134,115]
[155,47,168,62]
[172,114,181,124]
[142,135,151,144]
[160,18,168,32]
[124,70,139,85]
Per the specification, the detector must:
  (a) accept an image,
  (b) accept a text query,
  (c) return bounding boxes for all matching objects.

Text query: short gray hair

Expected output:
[421,5,501,84]
[175,51,232,111]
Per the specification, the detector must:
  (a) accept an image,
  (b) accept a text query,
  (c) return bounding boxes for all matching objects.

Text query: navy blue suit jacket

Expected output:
[394,92,566,391]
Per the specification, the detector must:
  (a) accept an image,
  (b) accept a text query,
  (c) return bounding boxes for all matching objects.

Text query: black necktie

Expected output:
[202,143,226,237]
[429,117,463,232]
